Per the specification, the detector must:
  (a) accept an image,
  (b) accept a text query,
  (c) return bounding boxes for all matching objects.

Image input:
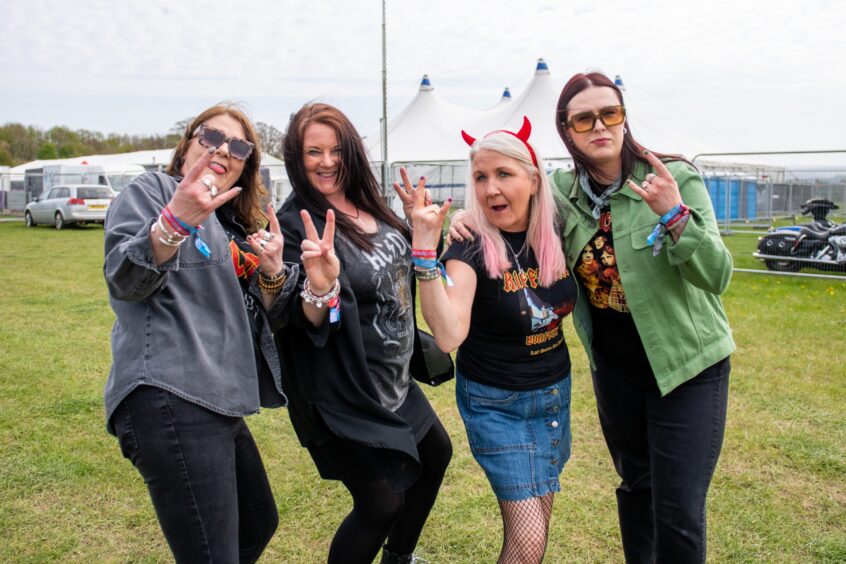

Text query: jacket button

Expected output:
[551,420,559,428]
[551,388,559,395]
[551,459,558,465]
[552,439,559,446]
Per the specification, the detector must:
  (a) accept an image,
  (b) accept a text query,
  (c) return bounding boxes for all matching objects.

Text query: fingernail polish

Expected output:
[643,150,650,155]
[448,197,453,202]
[207,147,215,154]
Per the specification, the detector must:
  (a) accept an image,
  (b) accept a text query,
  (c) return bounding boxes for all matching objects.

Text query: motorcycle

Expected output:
[754,199,846,273]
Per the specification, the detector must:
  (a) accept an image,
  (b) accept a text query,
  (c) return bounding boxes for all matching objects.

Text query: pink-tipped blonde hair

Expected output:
[464,133,567,287]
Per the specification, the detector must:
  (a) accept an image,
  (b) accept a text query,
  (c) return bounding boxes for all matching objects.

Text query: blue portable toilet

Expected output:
[704,176,757,220]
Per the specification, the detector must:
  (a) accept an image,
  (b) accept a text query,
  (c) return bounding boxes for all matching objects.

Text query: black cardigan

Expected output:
[274,195,430,491]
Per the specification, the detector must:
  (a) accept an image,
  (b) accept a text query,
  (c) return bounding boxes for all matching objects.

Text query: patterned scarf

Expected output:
[578,170,622,219]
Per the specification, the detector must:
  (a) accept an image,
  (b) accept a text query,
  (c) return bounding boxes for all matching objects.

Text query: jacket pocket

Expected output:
[630,224,656,251]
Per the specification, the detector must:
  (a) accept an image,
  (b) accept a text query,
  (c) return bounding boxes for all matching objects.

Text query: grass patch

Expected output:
[1,222,844,562]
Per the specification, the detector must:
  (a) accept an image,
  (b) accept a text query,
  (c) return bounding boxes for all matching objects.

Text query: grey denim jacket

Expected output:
[102,172,296,432]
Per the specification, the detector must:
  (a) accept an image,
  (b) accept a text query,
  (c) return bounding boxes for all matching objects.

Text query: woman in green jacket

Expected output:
[451,72,734,563]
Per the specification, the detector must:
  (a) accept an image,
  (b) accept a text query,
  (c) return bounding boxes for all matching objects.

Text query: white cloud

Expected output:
[1,0,844,151]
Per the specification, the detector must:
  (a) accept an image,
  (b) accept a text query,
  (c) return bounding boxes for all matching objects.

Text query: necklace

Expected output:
[337,204,361,221]
[502,234,528,272]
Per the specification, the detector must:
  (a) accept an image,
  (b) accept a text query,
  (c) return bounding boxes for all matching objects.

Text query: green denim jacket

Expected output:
[551,160,735,395]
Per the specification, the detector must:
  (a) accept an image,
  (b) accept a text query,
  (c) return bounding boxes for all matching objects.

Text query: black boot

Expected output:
[380,545,429,564]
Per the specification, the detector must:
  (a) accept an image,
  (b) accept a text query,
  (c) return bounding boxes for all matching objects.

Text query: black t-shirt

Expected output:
[573,198,655,388]
[336,219,414,412]
[443,230,576,390]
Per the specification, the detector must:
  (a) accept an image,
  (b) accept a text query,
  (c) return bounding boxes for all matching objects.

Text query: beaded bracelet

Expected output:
[257,267,288,294]
[301,277,341,308]
[414,267,441,281]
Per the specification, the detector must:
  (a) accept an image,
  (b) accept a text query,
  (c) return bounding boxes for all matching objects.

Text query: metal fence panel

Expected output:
[693,151,846,230]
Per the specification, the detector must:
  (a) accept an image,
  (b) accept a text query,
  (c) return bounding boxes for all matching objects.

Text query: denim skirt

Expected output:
[455,371,572,501]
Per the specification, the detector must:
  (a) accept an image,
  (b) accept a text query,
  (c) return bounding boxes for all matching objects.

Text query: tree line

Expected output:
[0,119,285,167]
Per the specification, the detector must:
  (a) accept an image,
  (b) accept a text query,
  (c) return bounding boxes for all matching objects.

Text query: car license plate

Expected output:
[88,205,107,210]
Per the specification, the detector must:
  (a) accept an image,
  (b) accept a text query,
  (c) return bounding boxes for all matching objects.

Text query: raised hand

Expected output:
[300,209,340,295]
[394,167,451,250]
[393,167,432,220]
[626,151,683,216]
[446,208,474,243]
[247,204,285,277]
[167,148,242,227]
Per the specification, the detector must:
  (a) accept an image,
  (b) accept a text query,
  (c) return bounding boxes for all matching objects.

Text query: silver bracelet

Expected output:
[155,215,188,246]
[152,219,186,247]
[300,277,341,308]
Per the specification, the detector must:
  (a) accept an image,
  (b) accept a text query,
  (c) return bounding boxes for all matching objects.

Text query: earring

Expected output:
[623,127,628,134]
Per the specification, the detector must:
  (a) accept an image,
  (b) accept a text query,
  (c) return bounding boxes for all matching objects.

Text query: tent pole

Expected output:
[381,0,389,196]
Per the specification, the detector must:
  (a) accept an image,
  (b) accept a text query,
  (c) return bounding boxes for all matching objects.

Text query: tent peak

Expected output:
[501,87,511,99]
[535,58,550,74]
[419,74,433,91]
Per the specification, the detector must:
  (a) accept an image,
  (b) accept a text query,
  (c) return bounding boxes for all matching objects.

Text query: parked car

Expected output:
[24,184,116,229]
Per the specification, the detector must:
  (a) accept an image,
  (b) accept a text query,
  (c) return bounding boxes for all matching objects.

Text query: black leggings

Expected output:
[327,418,452,564]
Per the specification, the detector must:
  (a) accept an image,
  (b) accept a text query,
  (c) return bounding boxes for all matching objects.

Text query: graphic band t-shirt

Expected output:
[337,219,414,412]
[443,230,576,390]
[573,198,654,387]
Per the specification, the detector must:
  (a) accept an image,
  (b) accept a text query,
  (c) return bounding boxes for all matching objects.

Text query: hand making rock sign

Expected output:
[246,204,286,278]
[625,150,683,217]
[169,146,243,228]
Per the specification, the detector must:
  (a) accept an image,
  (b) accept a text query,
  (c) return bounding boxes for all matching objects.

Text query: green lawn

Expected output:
[0,222,844,562]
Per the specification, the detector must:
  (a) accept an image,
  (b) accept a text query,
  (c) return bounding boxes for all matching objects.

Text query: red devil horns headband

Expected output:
[461,115,538,168]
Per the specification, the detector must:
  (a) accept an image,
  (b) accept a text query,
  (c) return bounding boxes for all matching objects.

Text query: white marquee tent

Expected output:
[366,58,714,169]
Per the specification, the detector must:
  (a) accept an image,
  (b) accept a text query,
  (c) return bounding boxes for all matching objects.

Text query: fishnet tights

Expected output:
[497,493,555,564]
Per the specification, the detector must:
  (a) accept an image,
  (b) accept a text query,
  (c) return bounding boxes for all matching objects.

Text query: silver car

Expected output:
[24,184,116,229]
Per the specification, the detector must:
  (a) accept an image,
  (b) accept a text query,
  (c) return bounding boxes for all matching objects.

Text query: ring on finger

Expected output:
[259,240,267,249]
[645,173,657,183]
[262,232,274,242]
[210,186,219,198]
[200,177,213,189]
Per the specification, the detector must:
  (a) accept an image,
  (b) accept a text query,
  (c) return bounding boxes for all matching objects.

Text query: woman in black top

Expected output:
[401,118,576,563]
[274,103,452,564]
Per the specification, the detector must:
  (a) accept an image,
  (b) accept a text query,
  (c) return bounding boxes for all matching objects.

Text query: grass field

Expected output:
[0,222,844,562]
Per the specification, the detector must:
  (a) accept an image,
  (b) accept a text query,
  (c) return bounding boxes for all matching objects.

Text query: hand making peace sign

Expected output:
[299,208,340,295]
[626,151,683,217]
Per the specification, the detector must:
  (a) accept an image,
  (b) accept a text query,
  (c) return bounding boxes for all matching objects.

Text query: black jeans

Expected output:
[591,357,730,564]
[113,386,278,563]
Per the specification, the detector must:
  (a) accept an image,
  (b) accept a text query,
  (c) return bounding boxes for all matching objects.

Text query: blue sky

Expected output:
[2,0,843,155]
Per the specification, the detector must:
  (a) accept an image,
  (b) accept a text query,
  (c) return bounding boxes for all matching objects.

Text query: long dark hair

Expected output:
[283,102,409,251]
[555,72,684,183]
[166,103,267,230]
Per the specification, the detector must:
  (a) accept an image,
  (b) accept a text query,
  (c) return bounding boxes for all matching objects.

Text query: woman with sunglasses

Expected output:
[405,118,576,564]
[451,73,734,562]
[104,104,302,561]
[273,102,452,564]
